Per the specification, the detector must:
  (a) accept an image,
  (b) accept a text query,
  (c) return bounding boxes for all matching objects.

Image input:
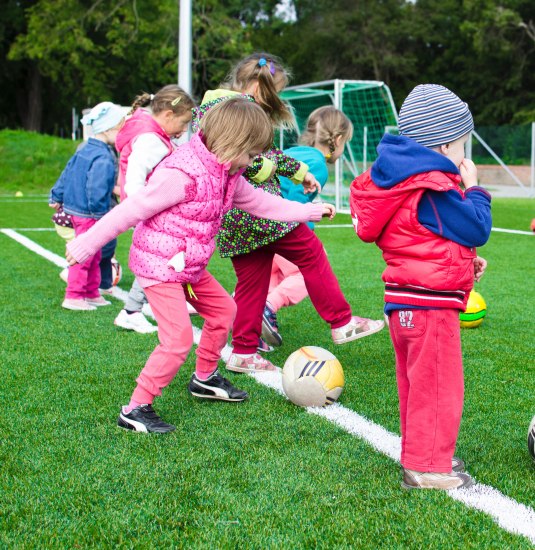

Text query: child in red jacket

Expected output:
[350,84,492,490]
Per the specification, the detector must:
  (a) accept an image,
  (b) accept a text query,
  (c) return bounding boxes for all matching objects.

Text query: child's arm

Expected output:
[86,157,117,214]
[124,134,170,197]
[66,168,192,264]
[232,176,334,223]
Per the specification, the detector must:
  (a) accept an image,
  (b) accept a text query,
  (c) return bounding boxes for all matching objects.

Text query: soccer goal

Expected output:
[279,79,398,212]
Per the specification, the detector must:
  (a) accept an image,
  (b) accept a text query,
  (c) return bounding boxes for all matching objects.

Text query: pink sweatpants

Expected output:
[231,223,352,355]
[389,308,464,473]
[131,270,236,405]
[267,254,308,312]
[66,216,101,299]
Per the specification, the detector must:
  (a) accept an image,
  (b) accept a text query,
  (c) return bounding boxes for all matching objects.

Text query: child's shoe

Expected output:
[401,469,474,490]
[257,337,274,353]
[99,287,114,296]
[262,303,282,347]
[452,456,465,472]
[332,316,384,344]
[117,404,176,433]
[188,370,248,402]
[86,296,111,307]
[114,310,158,334]
[227,352,277,373]
[62,298,96,311]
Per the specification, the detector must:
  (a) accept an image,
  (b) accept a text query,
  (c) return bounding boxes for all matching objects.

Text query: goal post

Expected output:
[279,79,398,212]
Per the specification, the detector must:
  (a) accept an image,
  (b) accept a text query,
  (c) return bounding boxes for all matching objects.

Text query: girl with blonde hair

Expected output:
[65,98,336,433]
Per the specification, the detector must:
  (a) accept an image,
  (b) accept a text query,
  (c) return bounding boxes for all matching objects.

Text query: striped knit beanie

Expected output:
[398,84,473,147]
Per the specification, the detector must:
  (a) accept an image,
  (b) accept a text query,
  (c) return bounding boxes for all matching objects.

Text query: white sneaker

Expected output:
[62,298,96,311]
[114,310,158,334]
[332,316,385,344]
[86,296,111,307]
[226,352,277,373]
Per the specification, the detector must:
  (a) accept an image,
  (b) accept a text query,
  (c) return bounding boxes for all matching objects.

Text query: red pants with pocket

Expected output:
[388,308,464,473]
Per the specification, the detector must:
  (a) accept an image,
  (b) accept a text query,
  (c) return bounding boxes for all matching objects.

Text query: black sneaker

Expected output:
[188,370,248,402]
[261,303,282,347]
[117,404,176,433]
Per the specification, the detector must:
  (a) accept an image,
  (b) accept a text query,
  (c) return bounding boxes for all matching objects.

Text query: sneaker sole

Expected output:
[62,303,96,311]
[333,321,385,345]
[188,390,248,402]
[401,477,474,490]
[113,320,158,334]
[261,319,283,347]
[226,364,278,374]
[117,414,176,433]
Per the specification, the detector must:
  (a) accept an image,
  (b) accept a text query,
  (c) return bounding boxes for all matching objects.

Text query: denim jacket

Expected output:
[49,138,117,219]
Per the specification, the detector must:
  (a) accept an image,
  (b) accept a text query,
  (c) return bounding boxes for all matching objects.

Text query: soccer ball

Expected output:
[111,257,122,286]
[459,290,487,328]
[282,346,345,407]
[528,415,535,463]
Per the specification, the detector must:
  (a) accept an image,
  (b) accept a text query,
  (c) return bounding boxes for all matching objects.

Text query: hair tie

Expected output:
[269,60,276,76]
[258,58,267,67]
[149,94,155,101]
[171,97,182,106]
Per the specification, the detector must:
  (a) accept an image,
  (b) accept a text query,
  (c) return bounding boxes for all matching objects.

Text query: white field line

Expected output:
[3,228,535,545]
[315,224,535,236]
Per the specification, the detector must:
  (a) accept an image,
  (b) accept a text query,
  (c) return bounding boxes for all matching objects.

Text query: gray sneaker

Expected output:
[402,468,474,490]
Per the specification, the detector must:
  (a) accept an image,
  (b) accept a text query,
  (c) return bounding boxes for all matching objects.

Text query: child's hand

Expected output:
[473,255,487,282]
[49,202,61,211]
[321,203,336,219]
[302,172,321,194]
[66,250,78,266]
[460,159,478,189]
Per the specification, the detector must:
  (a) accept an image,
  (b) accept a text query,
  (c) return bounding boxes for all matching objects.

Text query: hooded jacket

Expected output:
[350,134,491,310]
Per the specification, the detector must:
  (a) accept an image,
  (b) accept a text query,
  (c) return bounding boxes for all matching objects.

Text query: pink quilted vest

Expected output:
[115,109,173,200]
[128,133,242,284]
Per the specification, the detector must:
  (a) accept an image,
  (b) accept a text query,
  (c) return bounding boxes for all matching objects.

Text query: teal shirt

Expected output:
[279,146,328,229]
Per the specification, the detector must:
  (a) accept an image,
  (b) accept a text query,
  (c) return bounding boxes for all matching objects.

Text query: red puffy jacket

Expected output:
[350,169,476,310]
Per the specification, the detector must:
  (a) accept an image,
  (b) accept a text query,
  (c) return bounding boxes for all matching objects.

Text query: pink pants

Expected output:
[231,223,351,354]
[389,308,464,473]
[66,216,101,299]
[267,254,308,312]
[131,270,236,405]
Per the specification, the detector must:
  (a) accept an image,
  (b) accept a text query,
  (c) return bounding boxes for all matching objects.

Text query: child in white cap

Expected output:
[350,84,492,490]
[50,101,126,311]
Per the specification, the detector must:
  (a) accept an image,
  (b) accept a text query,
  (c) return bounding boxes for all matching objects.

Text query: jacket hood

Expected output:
[371,134,459,188]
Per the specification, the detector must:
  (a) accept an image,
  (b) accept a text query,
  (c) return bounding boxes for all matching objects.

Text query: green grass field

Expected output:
[0,132,534,547]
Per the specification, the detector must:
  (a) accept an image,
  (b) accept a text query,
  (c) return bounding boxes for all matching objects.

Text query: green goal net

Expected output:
[279,80,398,212]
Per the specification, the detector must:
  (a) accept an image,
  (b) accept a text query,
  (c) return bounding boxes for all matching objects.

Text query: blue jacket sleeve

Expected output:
[417,187,492,247]
[49,158,74,204]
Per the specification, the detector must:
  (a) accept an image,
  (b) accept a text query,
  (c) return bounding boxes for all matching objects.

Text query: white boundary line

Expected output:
[3,228,535,545]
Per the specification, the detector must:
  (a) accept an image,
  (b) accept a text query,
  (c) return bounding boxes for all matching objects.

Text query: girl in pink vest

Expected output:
[114,85,195,334]
[66,98,336,434]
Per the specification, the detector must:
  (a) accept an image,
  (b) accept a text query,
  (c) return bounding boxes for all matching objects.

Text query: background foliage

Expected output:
[1,0,534,135]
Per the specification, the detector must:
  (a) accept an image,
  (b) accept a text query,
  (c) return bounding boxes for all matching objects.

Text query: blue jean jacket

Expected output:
[49,138,117,219]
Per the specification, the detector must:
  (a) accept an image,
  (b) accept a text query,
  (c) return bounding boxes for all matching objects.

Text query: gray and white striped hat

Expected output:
[398,84,474,147]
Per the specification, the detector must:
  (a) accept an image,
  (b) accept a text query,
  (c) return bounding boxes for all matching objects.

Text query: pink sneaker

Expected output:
[227,352,277,373]
[332,316,384,344]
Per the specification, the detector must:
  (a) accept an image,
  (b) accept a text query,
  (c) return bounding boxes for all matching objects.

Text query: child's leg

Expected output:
[184,270,236,379]
[389,309,464,473]
[66,216,101,299]
[267,254,308,312]
[124,278,148,312]
[130,282,193,404]
[272,224,352,329]
[231,247,274,355]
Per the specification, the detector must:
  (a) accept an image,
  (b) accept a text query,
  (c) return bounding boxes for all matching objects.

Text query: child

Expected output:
[65,98,336,433]
[113,85,195,334]
[193,53,384,373]
[263,106,354,347]
[49,101,125,311]
[350,84,492,490]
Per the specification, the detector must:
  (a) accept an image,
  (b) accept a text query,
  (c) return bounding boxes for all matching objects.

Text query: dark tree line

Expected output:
[1,0,534,135]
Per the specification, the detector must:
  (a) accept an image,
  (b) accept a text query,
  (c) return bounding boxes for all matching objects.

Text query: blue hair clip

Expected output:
[258,58,267,67]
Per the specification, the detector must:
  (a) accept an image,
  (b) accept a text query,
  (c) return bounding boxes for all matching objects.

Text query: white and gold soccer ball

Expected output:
[282,346,345,407]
